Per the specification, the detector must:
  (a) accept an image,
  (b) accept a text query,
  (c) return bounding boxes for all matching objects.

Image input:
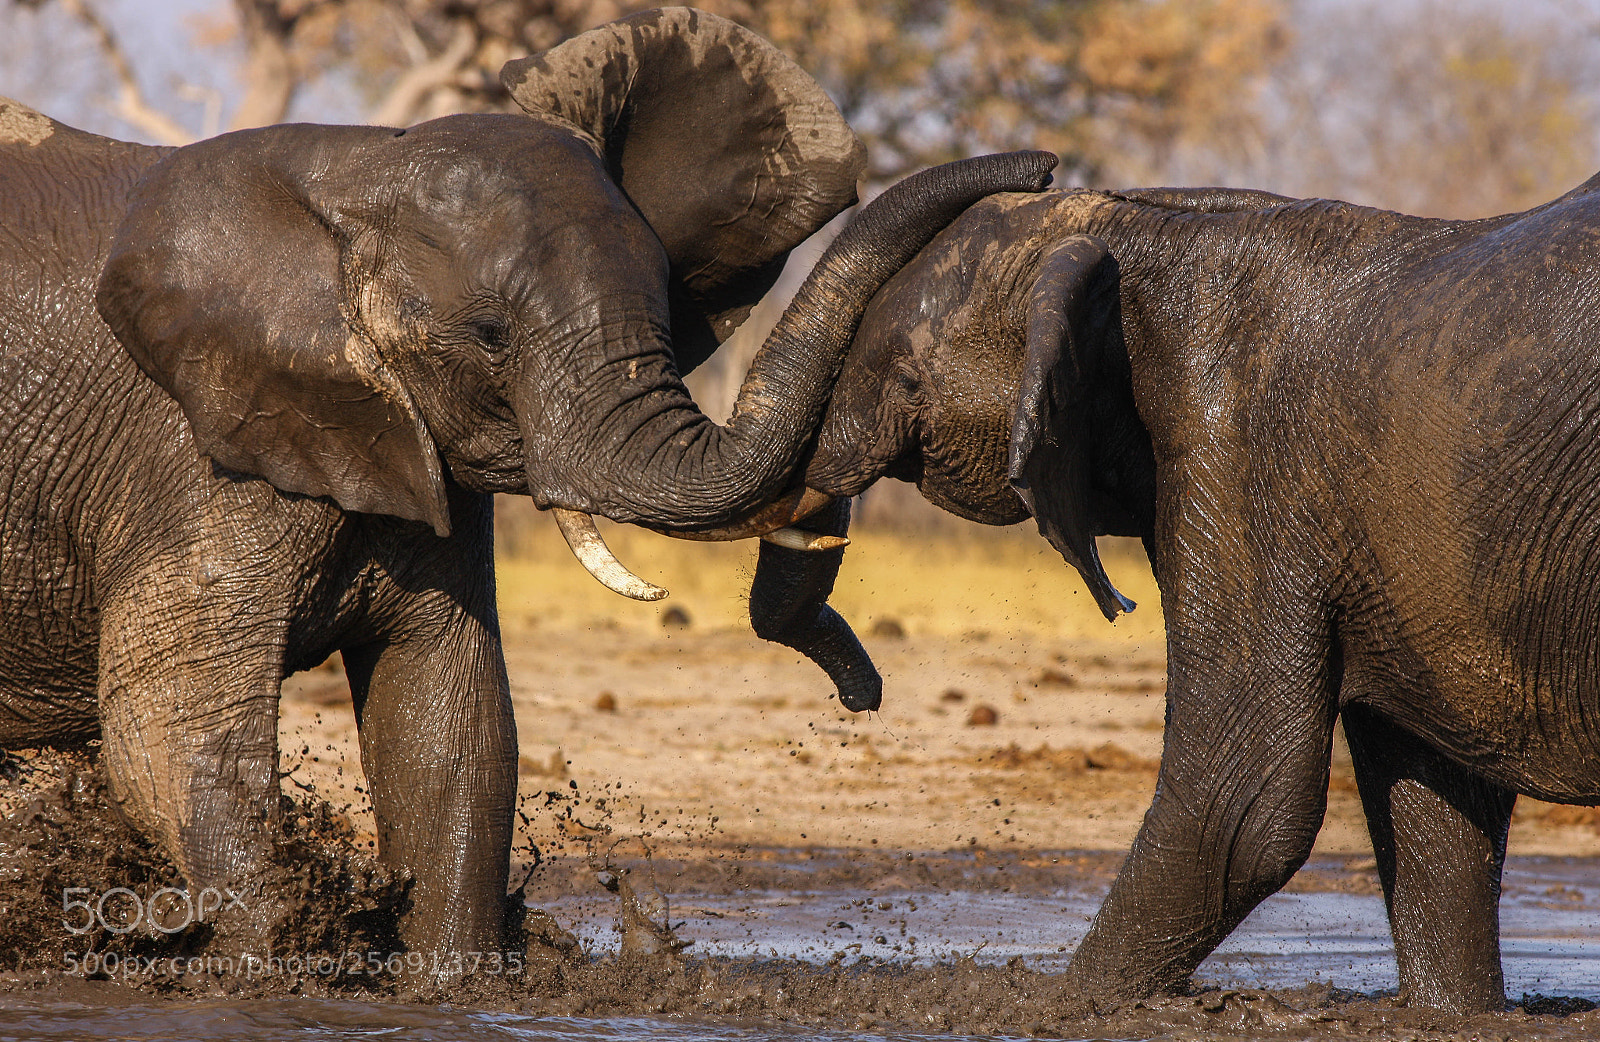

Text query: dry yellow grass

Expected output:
[493,508,1164,645]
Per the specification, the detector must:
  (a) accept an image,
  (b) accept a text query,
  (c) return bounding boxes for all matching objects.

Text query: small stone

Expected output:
[595,691,617,712]
[967,705,999,726]
[660,605,691,628]
[870,617,906,639]
[940,688,967,703]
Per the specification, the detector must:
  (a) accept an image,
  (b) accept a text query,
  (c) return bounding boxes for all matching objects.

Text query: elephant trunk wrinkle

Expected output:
[650,486,838,543]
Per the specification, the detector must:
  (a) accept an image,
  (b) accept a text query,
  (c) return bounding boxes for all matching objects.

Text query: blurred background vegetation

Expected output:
[6,0,1599,568]
[7,0,1595,208]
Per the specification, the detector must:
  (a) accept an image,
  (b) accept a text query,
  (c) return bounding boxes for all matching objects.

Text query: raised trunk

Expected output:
[534,151,1057,531]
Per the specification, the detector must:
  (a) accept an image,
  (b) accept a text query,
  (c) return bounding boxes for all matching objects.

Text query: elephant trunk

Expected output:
[536,151,1057,536]
[748,499,882,712]
[703,150,1058,525]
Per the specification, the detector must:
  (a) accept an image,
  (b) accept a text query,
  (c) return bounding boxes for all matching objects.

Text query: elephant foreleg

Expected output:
[343,600,517,959]
[1343,704,1514,1013]
[95,578,285,895]
[1061,604,1339,1007]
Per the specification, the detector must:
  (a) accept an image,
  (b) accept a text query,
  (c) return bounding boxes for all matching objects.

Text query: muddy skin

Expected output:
[4,0,1056,961]
[756,181,1600,1015]
[2,751,1598,1040]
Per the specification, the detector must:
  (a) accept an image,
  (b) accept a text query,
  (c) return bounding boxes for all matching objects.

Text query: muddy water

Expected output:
[4,760,1600,1039]
[1,999,1015,1041]
[540,857,1600,997]
[5,854,1599,1040]
[2,1000,1029,1040]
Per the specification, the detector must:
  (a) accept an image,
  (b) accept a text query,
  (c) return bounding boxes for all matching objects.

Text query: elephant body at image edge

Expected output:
[0,8,1057,956]
[752,178,1600,1013]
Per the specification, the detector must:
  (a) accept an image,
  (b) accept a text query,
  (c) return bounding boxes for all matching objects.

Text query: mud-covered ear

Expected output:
[1008,235,1135,621]
[501,7,866,371]
[95,126,451,536]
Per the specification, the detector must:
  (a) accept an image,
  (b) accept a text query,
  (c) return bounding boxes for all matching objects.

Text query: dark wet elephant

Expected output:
[0,6,1054,956]
[748,178,1600,1012]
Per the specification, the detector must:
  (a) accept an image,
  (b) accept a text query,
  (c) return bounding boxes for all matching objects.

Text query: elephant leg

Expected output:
[1342,704,1514,1012]
[1061,605,1338,1007]
[342,524,516,958]
[345,625,516,958]
[95,577,285,894]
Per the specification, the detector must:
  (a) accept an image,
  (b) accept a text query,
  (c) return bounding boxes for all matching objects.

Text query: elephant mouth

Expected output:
[649,486,842,544]
[551,486,844,602]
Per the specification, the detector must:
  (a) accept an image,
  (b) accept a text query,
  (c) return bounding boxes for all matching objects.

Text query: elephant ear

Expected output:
[501,7,866,371]
[96,126,451,536]
[1008,235,1136,622]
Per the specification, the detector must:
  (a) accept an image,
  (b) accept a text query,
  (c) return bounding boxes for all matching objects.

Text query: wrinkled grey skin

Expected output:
[749,498,884,713]
[0,5,1055,956]
[755,180,1600,1013]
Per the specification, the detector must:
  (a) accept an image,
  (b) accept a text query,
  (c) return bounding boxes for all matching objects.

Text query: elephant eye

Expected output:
[469,317,511,359]
[891,357,922,399]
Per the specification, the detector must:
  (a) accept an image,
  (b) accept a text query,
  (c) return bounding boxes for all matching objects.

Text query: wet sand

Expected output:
[281,595,1600,864]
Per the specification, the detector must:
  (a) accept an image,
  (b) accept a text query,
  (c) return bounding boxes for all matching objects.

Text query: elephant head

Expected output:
[748,188,1171,677]
[94,7,1056,596]
[809,190,1157,617]
[749,184,1311,702]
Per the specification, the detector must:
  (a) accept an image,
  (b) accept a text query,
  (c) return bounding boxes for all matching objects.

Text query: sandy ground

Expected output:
[279,517,1600,871]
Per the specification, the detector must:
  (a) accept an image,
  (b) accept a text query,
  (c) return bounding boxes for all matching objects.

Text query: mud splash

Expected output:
[2,750,1600,1040]
[0,749,413,997]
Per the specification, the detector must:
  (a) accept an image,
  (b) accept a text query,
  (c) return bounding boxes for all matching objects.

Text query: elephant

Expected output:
[746,175,1600,1012]
[0,6,1056,957]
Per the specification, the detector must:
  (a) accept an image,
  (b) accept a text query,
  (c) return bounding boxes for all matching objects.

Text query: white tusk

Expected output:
[551,508,668,601]
[760,527,850,552]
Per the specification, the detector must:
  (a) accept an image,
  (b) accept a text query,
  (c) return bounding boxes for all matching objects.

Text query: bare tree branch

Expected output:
[227,0,295,130]
[56,0,194,145]
[366,17,477,128]
[177,82,224,139]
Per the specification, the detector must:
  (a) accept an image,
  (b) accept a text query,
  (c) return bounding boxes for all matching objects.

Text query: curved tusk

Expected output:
[760,528,849,552]
[652,487,837,542]
[551,508,668,601]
